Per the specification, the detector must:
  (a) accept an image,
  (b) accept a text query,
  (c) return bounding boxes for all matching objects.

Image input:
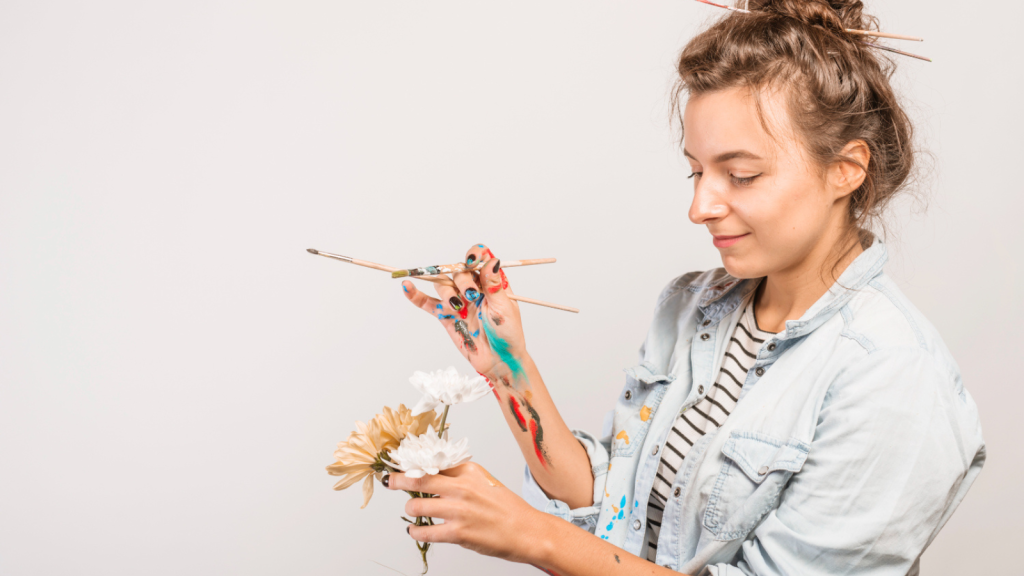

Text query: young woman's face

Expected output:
[682,86,849,280]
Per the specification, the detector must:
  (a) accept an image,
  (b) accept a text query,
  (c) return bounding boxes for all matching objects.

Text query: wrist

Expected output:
[519,507,562,568]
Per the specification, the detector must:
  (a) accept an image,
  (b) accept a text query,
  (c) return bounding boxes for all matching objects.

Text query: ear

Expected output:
[828,140,870,199]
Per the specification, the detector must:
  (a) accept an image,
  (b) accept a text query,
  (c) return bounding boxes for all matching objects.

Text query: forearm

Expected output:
[485,353,594,509]
[528,511,692,576]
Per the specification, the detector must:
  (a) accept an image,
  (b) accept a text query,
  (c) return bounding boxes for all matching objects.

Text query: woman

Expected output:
[385,1,985,574]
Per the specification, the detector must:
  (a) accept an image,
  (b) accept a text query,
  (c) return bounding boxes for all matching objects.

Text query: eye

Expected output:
[687,172,702,179]
[731,173,761,187]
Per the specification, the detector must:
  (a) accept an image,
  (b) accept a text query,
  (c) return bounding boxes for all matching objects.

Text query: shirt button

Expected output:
[755,367,765,377]
[633,519,642,530]
[673,487,681,498]
[702,319,711,327]
[697,385,705,395]
[767,342,776,351]
[624,390,632,400]
[652,445,660,456]
[758,465,769,475]
[700,333,710,341]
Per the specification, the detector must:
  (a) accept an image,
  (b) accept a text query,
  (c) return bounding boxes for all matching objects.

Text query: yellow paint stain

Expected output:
[608,462,613,471]
[612,504,619,514]
[605,489,611,498]
[523,390,533,401]
[616,430,630,444]
[640,406,652,422]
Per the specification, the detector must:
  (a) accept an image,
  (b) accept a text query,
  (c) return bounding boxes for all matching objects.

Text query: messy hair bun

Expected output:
[675,0,917,275]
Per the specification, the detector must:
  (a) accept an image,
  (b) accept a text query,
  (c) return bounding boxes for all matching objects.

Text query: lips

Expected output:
[712,233,749,248]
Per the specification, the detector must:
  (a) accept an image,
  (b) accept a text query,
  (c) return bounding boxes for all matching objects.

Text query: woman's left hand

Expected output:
[385,462,551,564]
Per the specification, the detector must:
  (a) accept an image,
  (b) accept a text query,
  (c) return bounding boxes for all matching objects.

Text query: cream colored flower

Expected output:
[326,418,394,508]
[375,404,440,446]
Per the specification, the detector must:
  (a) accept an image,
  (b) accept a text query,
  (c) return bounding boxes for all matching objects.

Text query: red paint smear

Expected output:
[458,307,468,320]
[529,420,547,469]
[509,396,528,428]
[487,284,501,294]
[479,372,500,401]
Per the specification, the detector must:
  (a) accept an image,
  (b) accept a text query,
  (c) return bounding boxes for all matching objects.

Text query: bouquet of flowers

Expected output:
[326,367,492,573]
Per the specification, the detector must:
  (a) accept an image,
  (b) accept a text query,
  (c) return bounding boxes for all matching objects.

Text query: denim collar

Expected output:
[697,232,888,340]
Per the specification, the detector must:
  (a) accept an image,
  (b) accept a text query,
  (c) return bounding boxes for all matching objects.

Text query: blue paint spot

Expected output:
[634,500,639,508]
[436,304,443,310]
[606,522,614,531]
[438,314,455,320]
[483,320,525,382]
[472,330,480,338]
[477,311,483,320]
[620,496,626,508]
[601,535,609,540]
[402,284,409,293]
[617,510,624,520]
[477,244,485,248]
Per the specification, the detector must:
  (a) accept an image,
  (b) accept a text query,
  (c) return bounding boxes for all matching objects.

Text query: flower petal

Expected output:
[332,469,372,491]
[360,473,375,509]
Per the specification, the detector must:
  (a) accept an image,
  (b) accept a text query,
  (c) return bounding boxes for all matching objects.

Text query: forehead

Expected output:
[682,86,795,162]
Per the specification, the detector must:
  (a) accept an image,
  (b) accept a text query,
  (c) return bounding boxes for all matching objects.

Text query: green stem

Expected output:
[437,405,450,439]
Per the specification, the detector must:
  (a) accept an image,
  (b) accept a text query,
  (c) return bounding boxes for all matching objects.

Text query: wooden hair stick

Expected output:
[846,29,923,42]
[307,249,579,313]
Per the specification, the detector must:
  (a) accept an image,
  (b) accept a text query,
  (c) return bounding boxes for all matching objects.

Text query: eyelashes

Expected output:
[686,172,762,186]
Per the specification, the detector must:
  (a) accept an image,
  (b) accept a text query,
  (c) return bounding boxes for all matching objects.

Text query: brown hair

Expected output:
[673,0,919,281]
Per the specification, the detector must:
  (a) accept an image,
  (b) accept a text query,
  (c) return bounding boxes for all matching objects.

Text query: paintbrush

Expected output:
[307,249,579,313]
[391,258,556,278]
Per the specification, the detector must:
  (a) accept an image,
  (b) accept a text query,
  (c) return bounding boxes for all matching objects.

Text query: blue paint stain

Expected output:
[617,510,624,520]
[634,500,639,508]
[606,522,614,531]
[402,284,409,293]
[601,535,609,540]
[477,244,485,248]
[465,289,483,306]
[477,311,483,320]
[472,330,480,338]
[436,304,443,310]
[438,314,455,320]
[620,496,626,508]
[483,319,525,382]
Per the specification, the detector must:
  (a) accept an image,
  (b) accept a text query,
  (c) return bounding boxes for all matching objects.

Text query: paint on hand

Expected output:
[454,320,477,352]
[640,406,652,422]
[437,314,455,320]
[466,254,477,265]
[482,318,525,383]
[507,396,528,432]
[616,430,630,444]
[450,294,468,319]
[490,315,505,326]
[402,284,409,293]
[484,248,510,290]
[479,372,501,400]
[614,555,620,564]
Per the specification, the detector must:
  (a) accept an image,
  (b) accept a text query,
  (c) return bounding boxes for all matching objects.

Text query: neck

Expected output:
[753,228,864,333]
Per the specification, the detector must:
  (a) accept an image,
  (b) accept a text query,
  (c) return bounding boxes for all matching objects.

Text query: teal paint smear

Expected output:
[482,318,525,383]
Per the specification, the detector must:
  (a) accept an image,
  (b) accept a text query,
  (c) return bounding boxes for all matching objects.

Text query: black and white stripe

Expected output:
[644,295,775,562]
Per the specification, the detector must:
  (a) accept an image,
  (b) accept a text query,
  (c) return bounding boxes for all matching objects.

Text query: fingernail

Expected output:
[382,474,390,488]
[493,259,501,273]
[466,254,477,265]
[406,525,411,535]
[449,296,463,310]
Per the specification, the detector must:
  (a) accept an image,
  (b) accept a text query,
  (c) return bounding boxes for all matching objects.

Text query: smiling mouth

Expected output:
[712,233,749,248]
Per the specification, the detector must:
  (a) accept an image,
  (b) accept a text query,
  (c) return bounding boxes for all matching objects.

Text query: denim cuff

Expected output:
[521,428,610,532]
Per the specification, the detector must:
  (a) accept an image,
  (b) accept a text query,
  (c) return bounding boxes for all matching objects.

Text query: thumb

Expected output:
[479,257,512,304]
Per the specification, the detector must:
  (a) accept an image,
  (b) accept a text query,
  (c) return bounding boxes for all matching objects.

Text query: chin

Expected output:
[720,256,764,279]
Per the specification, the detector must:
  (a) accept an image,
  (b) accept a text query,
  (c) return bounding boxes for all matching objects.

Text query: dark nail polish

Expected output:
[382,474,390,488]
[449,296,463,310]
[493,259,501,273]
[406,525,411,535]
[466,254,476,265]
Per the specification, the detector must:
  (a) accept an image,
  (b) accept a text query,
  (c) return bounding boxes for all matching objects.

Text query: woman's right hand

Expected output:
[401,244,528,385]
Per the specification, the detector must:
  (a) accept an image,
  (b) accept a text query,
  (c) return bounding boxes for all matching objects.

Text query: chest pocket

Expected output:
[703,431,809,541]
[610,362,674,458]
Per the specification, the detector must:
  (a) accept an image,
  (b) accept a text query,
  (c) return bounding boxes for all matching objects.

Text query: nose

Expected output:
[688,179,728,225]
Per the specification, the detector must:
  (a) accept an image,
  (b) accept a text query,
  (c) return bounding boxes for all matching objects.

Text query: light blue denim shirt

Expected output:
[523,233,985,575]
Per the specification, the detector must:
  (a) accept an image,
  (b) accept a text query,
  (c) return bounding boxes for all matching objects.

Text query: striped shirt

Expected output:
[644,293,776,562]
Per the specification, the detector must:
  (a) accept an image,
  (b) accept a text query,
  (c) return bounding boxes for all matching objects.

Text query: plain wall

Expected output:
[1,1,1020,574]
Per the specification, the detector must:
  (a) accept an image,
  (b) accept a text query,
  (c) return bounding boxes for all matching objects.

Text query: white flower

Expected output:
[409,367,492,415]
[389,432,472,478]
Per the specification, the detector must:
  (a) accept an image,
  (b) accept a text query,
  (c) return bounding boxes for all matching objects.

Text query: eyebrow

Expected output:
[683,149,764,163]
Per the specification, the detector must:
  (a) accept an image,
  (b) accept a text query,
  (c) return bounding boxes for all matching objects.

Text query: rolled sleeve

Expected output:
[522,427,610,531]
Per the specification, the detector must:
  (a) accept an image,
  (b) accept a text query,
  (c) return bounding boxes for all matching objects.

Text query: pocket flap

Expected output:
[623,361,676,386]
[721,432,809,484]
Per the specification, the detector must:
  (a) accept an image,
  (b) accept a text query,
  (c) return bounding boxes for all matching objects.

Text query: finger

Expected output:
[441,462,504,487]
[402,280,444,316]
[387,471,454,497]
[477,245,512,294]
[408,522,460,544]
[479,258,515,309]
[450,273,480,321]
[405,495,455,519]
[464,244,488,268]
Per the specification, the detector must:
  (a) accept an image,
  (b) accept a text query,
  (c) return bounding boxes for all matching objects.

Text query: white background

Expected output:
[1,1,1020,574]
